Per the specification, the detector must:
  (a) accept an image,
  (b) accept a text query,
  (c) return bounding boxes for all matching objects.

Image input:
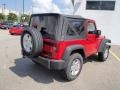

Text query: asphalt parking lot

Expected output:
[0,30,120,90]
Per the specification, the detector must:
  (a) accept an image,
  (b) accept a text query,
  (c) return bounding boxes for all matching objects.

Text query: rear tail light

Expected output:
[41,39,59,59]
[49,42,59,59]
[51,42,61,60]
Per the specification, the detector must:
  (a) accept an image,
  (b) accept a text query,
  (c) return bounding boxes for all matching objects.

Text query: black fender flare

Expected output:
[98,39,111,52]
[62,45,86,61]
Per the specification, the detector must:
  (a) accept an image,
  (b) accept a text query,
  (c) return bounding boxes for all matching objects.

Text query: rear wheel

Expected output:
[61,53,83,81]
[98,45,110,61]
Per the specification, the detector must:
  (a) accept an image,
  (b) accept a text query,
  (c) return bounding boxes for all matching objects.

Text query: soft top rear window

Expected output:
[30,15,59,40]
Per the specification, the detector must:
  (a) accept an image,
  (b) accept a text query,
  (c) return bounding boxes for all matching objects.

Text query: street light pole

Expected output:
[22,0,25,24]
[32,5,34,14]
[2,4,6,21]
[2,4,6,15]
[23,0,24,15]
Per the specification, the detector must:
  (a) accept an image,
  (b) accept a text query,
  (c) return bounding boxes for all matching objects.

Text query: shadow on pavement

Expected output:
[10,58,67,84]
[9,55,100,84]
[84,54,102,63]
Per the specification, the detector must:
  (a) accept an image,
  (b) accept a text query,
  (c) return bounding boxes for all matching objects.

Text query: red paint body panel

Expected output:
[42,37,104,60]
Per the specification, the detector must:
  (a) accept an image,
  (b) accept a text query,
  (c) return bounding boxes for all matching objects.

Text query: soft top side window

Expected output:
[65,19,86,40]
[88,22,96,34]
[67,20,85,36]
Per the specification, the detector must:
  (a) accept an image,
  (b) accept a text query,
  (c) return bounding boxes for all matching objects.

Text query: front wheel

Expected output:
[98,45,110,61]
[61,53,83,81]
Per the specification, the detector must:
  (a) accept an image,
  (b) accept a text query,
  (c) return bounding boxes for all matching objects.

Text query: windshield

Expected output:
[30,15,59,40]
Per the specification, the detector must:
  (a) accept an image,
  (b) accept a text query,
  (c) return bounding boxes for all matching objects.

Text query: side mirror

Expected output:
[96,30,101,36]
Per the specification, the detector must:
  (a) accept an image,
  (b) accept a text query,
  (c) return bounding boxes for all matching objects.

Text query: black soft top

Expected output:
[30,13,86,40]
[31,13,86,20]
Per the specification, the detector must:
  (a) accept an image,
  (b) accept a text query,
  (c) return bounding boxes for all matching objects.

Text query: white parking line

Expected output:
[110,50,120,62]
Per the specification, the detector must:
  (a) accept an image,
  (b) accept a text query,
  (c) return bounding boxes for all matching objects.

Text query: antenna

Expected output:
[23,0,24,14]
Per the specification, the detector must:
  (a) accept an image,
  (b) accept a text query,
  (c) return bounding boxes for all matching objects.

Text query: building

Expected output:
[74,0,120,45]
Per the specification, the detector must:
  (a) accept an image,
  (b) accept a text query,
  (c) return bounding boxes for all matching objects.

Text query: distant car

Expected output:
[0,23,3,29]
[9,25,27,35]
[0,22,13,30]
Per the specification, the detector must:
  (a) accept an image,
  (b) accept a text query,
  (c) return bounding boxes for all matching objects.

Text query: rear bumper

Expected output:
[28,56,65,70]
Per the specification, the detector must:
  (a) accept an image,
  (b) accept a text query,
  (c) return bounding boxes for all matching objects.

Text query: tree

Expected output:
[20,14,30,23]
[0,13,5,22]
[7,13,18,21]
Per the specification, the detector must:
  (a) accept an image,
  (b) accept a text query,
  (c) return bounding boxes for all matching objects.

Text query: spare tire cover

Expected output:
[21,28,43,58]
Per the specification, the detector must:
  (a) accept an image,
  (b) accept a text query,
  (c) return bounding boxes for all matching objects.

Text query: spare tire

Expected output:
[21,28,43,58]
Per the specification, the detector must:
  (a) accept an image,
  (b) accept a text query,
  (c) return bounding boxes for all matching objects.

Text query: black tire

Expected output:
[61,53,83,81]
[98,45,110,61]
[21,28,43,58]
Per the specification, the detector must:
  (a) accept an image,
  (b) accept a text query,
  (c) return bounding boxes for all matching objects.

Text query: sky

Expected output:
[0,0,74,14]
[0,0,32,13]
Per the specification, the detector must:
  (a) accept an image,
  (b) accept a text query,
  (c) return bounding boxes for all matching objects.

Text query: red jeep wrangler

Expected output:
[21,13,111,81]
